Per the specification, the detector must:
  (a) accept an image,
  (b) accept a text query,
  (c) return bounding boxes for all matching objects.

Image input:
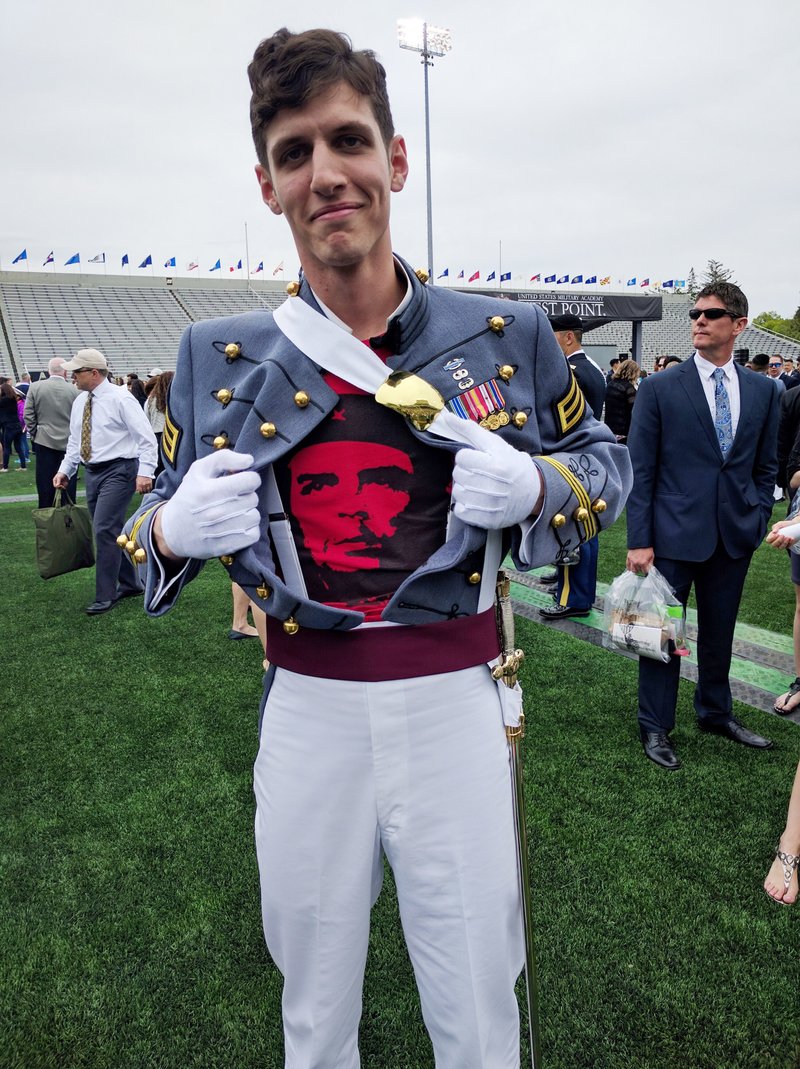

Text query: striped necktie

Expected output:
[80,393,93,462]
[712,367,733,456]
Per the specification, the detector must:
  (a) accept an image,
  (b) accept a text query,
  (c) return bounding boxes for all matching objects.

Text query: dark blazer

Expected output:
[627,358,778,561]
[777,385,800,489]
[569,351,606,419]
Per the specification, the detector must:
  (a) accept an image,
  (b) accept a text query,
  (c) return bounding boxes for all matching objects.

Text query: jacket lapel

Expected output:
[678,360,721,457]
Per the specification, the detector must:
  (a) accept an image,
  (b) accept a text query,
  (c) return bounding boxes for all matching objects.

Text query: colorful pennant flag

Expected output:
[487,270,496,282]
[437,268,449,279]
[457,270,464,279]
[468,270,480,283]
[164,256,176,268]
[571,274,583,284]
[273,261,284,275]
[600,276,611,285]
[500,271,511,282]
[187,261,199,271]
[209,259,221,272]
[89,253,106,264]
[626,278,636,286]
[43,252,54,266]
[138,254,152,269]
[640,278,650,287]
[12,249,27,264]
[662,280,674,288]
[530,273,541,282]
[65,253,80,266]
[254,262,264,273]
[585,275,597,284]
[122,253,129,267]
[557,274,569,284]
[545,274,556,283]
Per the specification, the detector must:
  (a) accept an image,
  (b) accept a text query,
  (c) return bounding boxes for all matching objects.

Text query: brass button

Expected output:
[415,268,429,283]
[551,513,566,528]
[591,498,607,514]
[468,572,481,585]
[216,388,233,406]
[286,281,300,296]
[256,584,271,600]
[294,391,310,408]
[512,411,528,428]
[283,617,300,635]
[224,343,241,360]
[116,533,129,548]
[488,315,506,333]
[498,365,515,381]
[213,434,229,450]
[133,548,147,564]
[219,555,234,566]
[574,507,590,523]
[125,540,136,554]
[260,422,277,439]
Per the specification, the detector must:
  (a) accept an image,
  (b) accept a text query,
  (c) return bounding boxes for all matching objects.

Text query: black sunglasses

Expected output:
[689,308,739,321]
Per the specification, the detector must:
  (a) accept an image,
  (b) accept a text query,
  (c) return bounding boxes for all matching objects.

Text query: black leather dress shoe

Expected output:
[538,570,559,584]
[641,731,681,770]
[698,717,774,749]
[85,599,118,615]
[539,603,591,620]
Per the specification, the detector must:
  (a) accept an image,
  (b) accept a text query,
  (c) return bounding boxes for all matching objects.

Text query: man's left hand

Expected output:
[451,435,542,529]
[136,476,153,494]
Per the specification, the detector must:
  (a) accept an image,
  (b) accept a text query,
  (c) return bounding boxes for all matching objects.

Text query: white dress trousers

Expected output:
[253,663,524,1069]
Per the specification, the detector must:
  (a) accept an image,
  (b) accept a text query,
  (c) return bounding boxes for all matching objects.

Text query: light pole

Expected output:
[397,19,452,285]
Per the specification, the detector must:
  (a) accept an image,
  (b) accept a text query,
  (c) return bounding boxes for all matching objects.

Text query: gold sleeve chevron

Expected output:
[162,403,182,468]
[536,456,599,540]
[553,371,585,436]
[129,504,160,547]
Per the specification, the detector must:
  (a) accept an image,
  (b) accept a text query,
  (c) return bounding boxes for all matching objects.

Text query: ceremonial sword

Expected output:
[493,570,542,1069]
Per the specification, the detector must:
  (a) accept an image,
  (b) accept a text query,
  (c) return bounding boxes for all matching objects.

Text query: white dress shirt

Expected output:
[693,351,741,439]
[60,377,158,478]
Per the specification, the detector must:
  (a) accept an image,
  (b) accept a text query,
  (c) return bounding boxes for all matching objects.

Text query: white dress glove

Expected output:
[159,450,262,560]
[451,428,542,530]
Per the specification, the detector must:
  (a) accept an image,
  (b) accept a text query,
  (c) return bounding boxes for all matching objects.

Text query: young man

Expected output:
[123,28,631,1067]
[626,283,777,770]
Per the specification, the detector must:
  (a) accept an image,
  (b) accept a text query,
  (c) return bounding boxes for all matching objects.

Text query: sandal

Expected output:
[766,846,800,905]
[773,676,800,715]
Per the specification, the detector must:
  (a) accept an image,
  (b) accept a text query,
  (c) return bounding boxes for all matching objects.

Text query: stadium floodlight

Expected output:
[397,19,452,285]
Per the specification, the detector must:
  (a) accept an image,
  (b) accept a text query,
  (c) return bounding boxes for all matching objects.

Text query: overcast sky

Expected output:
[2,0,798,317]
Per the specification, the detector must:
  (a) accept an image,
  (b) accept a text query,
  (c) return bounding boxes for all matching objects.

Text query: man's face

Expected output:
[255,82,408,276]
[768,357,783,377]
[690,296,746,362]
[72,368,99,393]
[783,358,792,374]
[552,330,570,356]
[288,440,414,572]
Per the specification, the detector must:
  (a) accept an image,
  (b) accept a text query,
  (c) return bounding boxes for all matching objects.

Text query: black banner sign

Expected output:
[467,288,662,328]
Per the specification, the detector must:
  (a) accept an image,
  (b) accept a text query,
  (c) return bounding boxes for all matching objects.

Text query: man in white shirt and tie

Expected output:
[54,348,157,614]
[625,283,778,769]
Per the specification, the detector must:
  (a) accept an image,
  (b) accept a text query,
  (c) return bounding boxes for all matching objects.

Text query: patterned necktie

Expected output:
[712,367,733,456]
[80,392,93,462]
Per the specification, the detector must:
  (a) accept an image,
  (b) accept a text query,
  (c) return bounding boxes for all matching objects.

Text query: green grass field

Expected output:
[2,475,800,1068]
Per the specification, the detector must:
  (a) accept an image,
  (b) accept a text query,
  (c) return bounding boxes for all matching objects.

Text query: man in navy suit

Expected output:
[626,282,777,769]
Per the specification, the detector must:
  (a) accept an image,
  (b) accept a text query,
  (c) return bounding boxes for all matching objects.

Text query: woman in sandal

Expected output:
[763,760,800,905]
[770,431,800,715]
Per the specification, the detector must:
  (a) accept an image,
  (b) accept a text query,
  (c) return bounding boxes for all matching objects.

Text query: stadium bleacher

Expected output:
[1,272,798,381]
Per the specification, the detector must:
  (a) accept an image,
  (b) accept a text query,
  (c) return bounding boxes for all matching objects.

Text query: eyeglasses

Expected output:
[688,308,739,321]
[769,362,783,368]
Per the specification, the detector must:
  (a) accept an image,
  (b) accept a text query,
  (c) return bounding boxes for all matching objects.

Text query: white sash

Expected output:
[271,297,503,612]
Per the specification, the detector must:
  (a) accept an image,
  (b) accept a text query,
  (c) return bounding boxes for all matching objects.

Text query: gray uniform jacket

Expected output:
[125,258,632,631]
[23,376,79,450]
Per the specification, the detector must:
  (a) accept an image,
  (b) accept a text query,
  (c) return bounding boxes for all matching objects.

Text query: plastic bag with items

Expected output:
[603,565,688,663]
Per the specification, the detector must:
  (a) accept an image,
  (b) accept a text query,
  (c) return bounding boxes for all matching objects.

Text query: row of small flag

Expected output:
[438,268,687,288]
[11,249,286,275]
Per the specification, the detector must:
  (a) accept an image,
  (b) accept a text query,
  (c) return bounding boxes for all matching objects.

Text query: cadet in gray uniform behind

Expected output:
[123,27,632,1069]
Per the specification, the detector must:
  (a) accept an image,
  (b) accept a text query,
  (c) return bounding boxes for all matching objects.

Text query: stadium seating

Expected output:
[1,273,798,381]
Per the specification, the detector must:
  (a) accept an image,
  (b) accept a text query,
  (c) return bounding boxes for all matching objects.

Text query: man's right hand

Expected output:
[156,450,261,561]
[626,547,654,575]
[53,473,68,489]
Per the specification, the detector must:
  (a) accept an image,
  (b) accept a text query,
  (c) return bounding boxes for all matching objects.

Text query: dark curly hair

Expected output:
[248,28,395,169]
